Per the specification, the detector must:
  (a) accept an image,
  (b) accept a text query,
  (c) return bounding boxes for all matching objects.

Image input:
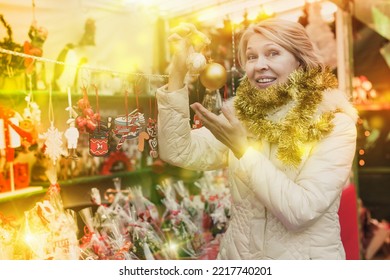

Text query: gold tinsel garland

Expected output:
[234,67,339,167]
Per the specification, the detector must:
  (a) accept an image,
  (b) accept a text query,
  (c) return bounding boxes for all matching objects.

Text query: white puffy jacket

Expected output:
[156,85,358,260]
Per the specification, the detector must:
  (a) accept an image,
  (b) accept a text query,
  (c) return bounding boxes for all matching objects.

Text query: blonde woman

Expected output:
[156,18,358,260]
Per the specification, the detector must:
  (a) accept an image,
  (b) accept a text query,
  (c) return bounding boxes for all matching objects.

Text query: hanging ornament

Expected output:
[186,52,207,74]
[64,88,79,160]
[199,62,227,91]
[89,85,110,157]
[64,118,79,160]
[113,90,145,150]
[137,131,150,152]
[114,109,145,150]
[75,86,100,133]
[146,118,158,158]
[41,123,64,165]
[144,94,158,158]
[89,122,110,157]
[202,89,223,115]
[39,85,65,165]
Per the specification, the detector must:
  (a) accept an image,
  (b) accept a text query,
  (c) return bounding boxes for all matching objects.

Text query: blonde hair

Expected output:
[237,18,324,71]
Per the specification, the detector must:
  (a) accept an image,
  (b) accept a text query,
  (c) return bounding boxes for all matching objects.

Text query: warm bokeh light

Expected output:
[320,2,338,22]
[197,9,219,22]
[259,5,275,18]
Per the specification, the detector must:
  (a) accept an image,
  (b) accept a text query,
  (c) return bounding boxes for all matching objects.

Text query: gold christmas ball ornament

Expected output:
[200,62,227,91]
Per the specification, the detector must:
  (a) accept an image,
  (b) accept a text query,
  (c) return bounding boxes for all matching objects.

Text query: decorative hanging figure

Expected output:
[146,118,158,159]
[64,118,79,160]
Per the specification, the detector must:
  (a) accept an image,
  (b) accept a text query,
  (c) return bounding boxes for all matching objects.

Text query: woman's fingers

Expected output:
[169,23,210,52]
[170,22,197,37]
[190,103,217,124]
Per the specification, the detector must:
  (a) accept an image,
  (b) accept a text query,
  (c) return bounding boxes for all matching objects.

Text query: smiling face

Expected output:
[245,33,301,89]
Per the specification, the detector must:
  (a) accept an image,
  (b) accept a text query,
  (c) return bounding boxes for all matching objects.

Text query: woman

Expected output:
[156,18,358,259]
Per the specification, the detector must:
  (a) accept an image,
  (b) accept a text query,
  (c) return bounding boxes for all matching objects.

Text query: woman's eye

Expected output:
[268,51,279,57]
[247,55,256,60]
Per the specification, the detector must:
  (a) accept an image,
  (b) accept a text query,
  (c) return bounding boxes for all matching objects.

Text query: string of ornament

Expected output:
[0,48,170,80]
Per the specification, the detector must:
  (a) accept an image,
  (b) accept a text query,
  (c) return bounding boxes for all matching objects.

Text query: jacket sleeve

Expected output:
[232,112,357,231]
[156,85,229,171]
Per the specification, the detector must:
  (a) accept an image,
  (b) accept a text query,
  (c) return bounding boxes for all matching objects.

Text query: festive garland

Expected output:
[234,67,339,167]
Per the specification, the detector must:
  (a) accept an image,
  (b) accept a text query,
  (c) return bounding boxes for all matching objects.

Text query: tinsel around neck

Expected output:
[234,67,339,167]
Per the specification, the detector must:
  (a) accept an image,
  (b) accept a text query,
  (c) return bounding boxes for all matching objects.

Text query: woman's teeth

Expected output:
[257,78,274,83]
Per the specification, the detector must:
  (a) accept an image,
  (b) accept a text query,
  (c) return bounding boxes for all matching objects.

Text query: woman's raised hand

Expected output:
[167,23,210,91]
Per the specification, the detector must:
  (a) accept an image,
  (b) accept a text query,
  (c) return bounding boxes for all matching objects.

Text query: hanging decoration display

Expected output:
[137,131,150,152]
[145,91,159,159]
[40,119,64,165]
[88,85,110,157]
[113,89,146,151]
[146,118,158,159]
[39,85,65,165]
[75,86,100,133]
[64,118,79,160]
[64,87,79,160]
[88,124,111,157]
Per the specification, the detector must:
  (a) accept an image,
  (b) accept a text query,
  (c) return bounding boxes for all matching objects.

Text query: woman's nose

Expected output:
[254,57,269,70]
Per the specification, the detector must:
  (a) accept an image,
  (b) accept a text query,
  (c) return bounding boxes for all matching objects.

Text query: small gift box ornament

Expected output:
[89,117,112,157]
[89,130,109,157]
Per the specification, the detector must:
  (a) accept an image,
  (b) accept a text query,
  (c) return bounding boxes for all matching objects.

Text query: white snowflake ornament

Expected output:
[40,123,65,165]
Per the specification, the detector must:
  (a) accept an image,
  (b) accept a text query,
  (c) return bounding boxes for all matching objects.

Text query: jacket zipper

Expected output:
[263,207,268,257]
